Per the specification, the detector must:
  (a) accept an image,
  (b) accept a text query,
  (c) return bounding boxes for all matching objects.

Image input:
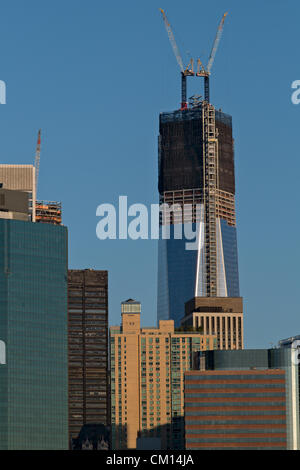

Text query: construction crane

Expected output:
[160,8,194,110]
[196,12,228,102]
[34,129,41,196]
[160,10,228,106]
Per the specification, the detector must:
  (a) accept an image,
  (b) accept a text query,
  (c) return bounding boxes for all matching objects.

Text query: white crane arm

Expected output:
[160,9,184,73]
[207,12,228,74]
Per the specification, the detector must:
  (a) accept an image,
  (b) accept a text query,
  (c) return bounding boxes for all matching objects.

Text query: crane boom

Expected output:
[160,10,228,107]
[34,129,41,195]
[207,12,228,74]
[160,9,184,73]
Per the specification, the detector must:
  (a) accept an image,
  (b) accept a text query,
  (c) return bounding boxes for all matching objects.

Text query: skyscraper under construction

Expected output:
[157,11,243,348]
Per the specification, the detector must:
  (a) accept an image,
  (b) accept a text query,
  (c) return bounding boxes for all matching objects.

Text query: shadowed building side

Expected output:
[68,269,109,446]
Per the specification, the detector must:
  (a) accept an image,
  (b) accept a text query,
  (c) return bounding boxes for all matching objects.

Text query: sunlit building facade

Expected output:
[110,299,217,450]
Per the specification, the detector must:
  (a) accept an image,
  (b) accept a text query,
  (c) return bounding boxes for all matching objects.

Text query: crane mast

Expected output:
[34,129,41,196]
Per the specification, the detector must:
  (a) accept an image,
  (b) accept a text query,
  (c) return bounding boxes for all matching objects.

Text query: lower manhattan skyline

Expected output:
[0,0,299,453]
[1,0,297,350]
[1,1,299,347]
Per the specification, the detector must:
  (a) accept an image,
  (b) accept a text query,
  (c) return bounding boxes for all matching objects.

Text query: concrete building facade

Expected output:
[0,165,36,221]
[0,188,29,221]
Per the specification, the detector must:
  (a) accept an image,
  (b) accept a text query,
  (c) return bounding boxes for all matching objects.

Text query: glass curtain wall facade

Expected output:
[157,105,240,326]
[0,219,68,450]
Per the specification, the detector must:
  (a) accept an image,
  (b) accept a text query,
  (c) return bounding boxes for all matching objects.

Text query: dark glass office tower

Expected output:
[157,102,241,328]
[68,269,109,446]
[0,219,68,450]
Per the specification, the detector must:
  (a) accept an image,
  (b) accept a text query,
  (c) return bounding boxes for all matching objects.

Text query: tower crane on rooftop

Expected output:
[34,129,41,196]
[160,8,194,110]
[196,12,228,102]
[160,10,228,106]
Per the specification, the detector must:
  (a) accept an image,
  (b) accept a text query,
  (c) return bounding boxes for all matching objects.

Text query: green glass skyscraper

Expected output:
[0,219,68,450]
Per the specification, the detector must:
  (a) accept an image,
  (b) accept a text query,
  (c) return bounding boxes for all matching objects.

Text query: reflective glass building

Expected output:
[109,300,217,450]
[157,103,241,328]
[0,219,68,449]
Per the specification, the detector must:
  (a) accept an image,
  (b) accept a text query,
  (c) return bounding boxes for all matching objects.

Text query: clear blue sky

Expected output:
[1,0,299,348]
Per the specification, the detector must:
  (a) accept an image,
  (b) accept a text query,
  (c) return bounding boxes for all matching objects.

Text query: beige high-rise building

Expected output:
[181,297,243,350]
[0,165,63,225]
[68,270,109,445]
[0,165,36,221]
[110,299,217,450]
